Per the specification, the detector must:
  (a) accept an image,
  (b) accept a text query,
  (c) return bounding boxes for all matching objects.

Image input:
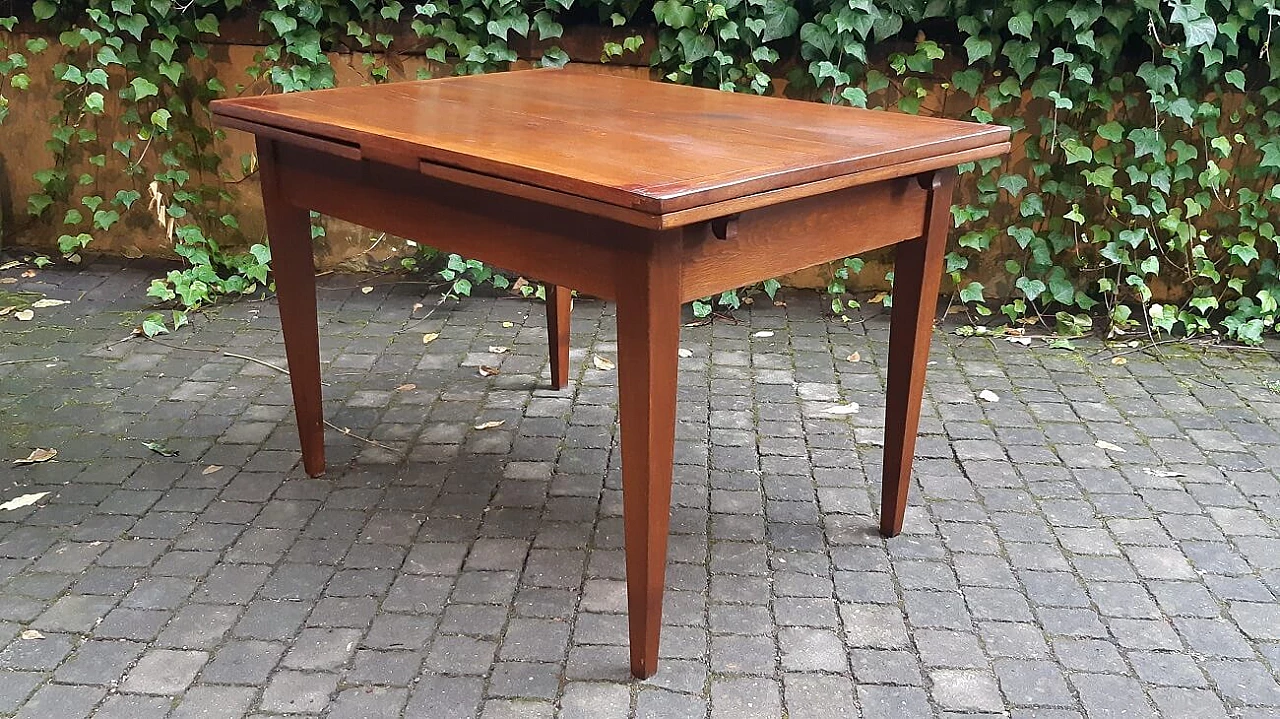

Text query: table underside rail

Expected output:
[272,142,933,305]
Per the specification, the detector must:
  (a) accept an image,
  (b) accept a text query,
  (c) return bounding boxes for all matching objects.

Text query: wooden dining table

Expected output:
[211,68,1010,679]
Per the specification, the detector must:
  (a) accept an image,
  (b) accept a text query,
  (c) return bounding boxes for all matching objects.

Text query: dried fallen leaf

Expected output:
[411,302,424,313]
[978,389,1000,403]
[501,321,514,328]
[846,352,861,362]
[30,299,68,308]
[0,278,16,284]
[15,309,34,321]
[478,366,500,377]
[1111,357,1128,365]
[21,270,36,278]
[773,301,786,307]
[1142,467,1184,478]
[396,383,416,392]
[0,492,50,511]
[20,629,44,640]
[0,260,20,271]
[592,355,616,371]
[360,286,374,294]
[677,348,694,358]
[422,332,440,345]
[752,330,775,338]
[1006,336,1032,347]
[142,441,178,457]
[0,306,16,317]
[473,420,505,430]
[488,346,509,354]
[822,402,860,415]
[1095,440,1126,453]
[202,465,223,475]
[13,448,57,465]
[869,292,889,304]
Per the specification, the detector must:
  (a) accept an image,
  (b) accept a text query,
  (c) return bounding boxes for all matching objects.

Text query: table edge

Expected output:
[210,89,1011,215]
[216,111,1009,228]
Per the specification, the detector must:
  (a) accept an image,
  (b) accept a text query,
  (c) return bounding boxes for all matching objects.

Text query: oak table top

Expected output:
[213,68,1010,679]
[212,68,1009,222]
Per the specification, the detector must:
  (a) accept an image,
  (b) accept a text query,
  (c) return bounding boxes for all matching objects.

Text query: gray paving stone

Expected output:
[13,684,105,719]
[406,676,483,718]
[5,262,1280,718]
[782,673,858,719]
[0,633,75,670]
[931,669,1004,713]
[31,594,116,632]
[995,659,1074,707]
[0,671,43,713]
[202,639,286,684]
[1071,673,1157,719]
[259,670,339,714]
[170,685,257,719]
[711,676,782,719]
[328,686,408,719]
[94,694,173,719]
[121,648,208,694]
[857,685,932,719]
[53,639,145,685]
[281,627,361,670]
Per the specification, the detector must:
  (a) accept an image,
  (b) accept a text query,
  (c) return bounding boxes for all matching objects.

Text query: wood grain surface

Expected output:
[211,68,1010,215]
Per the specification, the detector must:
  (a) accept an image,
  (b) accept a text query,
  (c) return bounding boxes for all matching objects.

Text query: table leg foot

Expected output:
[258,137,326,478]
[546,284,572,390]
[881,169,956,538]
[615,242,681,679]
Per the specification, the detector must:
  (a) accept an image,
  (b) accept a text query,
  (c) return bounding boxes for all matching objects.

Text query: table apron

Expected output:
[270,143,666,301]
[678,176,928,302]
[269,142,932,305]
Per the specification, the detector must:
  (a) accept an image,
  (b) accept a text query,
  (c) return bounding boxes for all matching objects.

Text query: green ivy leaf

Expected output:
[760,0,800,42]
[1015,276,1046,302]
[1097,121,1125,142]
[963,36,992,64]
[131,77,159,100]
[1007,13,1032,38]
[114,189,142,209]
[959,282,984,303]
[141,313,169,337]
[32,0,57,20]
[195,14,220,35]
[1128,127,1164,159]
[117,14,148,40]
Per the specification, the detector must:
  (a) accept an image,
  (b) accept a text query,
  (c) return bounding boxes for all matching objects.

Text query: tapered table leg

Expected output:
[546,284,572,390]
[257,137,326,478]
[880,168,956,537]
[614,239,681,679]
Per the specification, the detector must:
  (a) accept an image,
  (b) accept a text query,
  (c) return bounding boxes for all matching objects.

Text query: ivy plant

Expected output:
[2,0,1277,344]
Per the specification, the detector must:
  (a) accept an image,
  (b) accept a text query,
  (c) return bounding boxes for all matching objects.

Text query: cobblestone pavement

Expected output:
[2,259,1280,719]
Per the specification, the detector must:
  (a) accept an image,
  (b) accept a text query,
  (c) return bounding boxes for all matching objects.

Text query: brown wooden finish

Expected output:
[270,143,632,301]
[614,235,682,679]
[216,71,1009,678]
[546,285,572,390]
[880,168,957,537]
[256,137,326,478]
[679,177,926,303]
[211,69,1009,215]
